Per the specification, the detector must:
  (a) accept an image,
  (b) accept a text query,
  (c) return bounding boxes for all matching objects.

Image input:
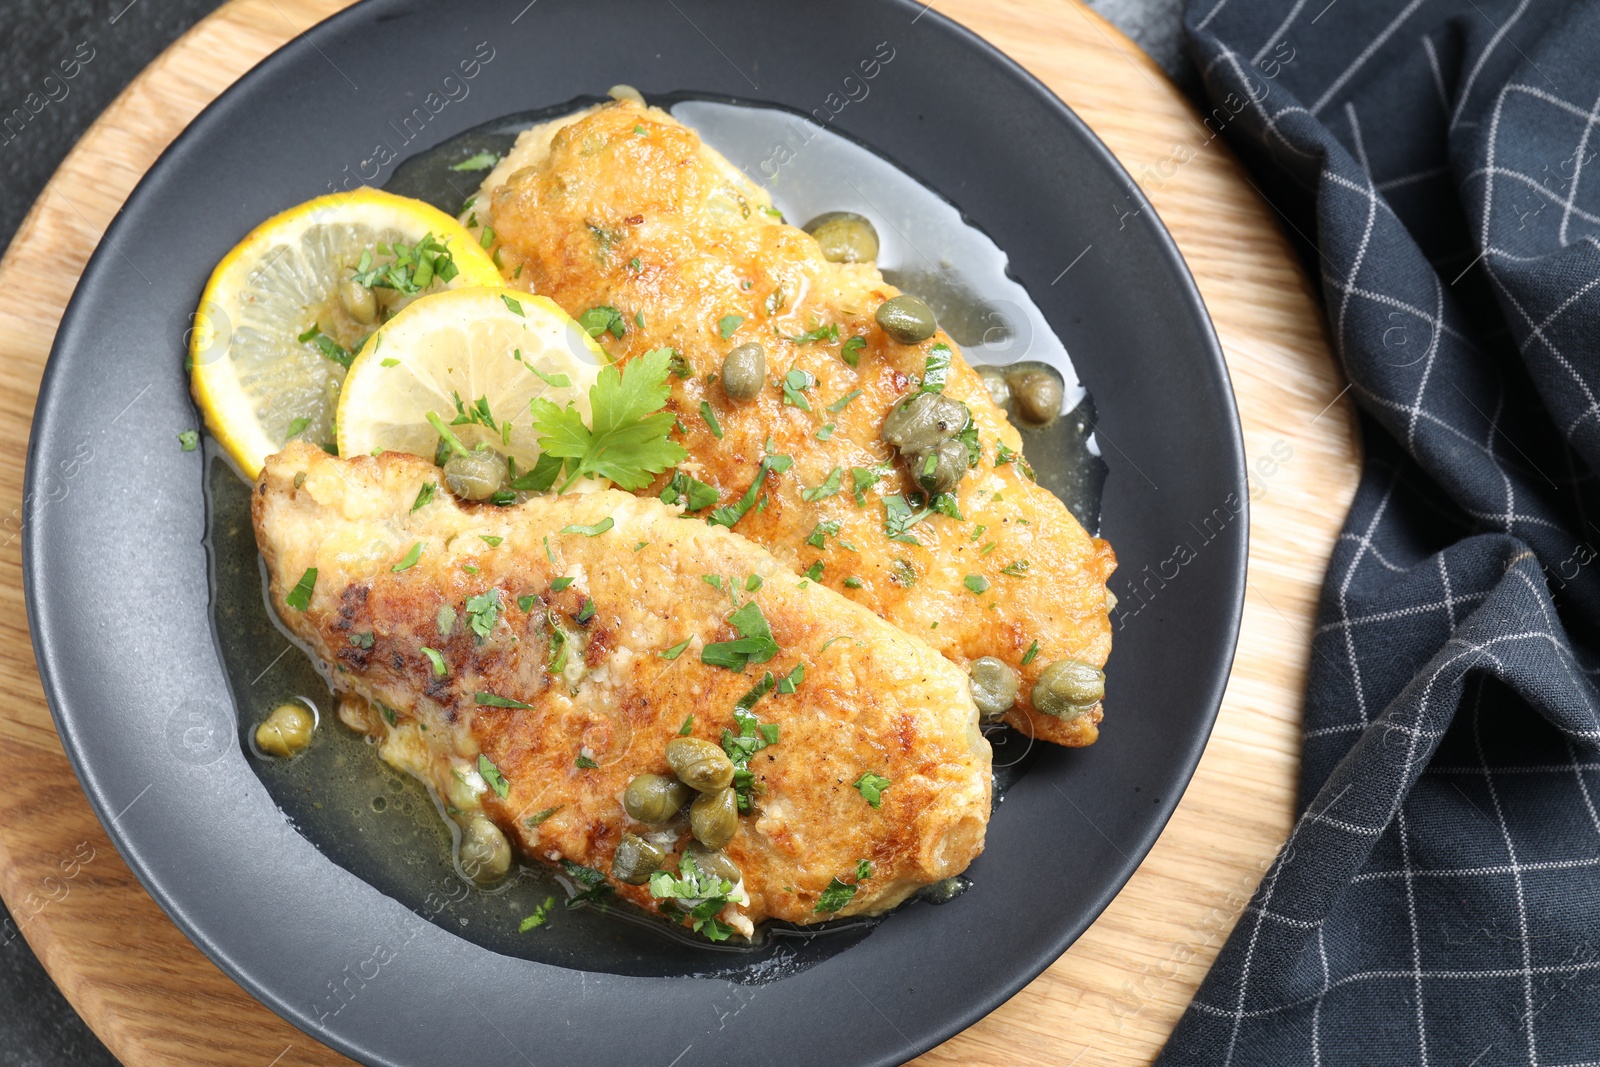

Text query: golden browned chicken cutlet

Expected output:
[254,443,990,936]
[478,100,1116,745]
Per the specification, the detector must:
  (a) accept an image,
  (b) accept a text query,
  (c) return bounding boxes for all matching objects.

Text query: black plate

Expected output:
[25,1,1246,1064]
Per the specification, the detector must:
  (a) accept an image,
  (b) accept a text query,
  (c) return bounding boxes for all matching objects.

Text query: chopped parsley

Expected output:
[475,691,531,709]
[650,854,737,941]
[510,452,564,492]
[746,574,764,592]
[802,466,843,502]
[784,323,839,346]
[466,589,502,640]
[781,369,815,411]
[392,542,424,571]
[699,401,724,439]
[777,664,805,693]
[420,646,448,676]
[717,314,744,339]
[285,568,317,611]
[827,389,862,413]
[296,324,354,369]
[519,896,556,932]
[478,753,510,797]
[518,594,539,612]
[450,151,500,171]
[525,806,561,828]
[577,305,627,340]
[1002,560,1032,578]
[574,598,596,624]
[853,772,891,808]
[816,867,869,914]
[575,753,599,769]
[177,430,199,452]
[559,859,612,907]
[840,335,866,367]
[964,575,990,595]
[530,346,686,491]
[286,416,311,439]
[660,637,692,660]
[501,294,524,315]
[678,713,694,735]
[708,452,793,529]
[1022,640,1041,665]
[883,494,933,544]
[561,518,615,537]
[436,604,457,636]
[722,681,781,812]
[805,520,841,548]
[348,631,375,649]
[701,600,779,670]
[549,576,575,592]
[919,344,952,393]
[350,235,459,297]
[803,561,824,581]
[411,482,436,513]
[816,424,835,441]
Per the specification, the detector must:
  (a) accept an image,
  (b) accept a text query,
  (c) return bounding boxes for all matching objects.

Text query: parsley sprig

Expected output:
[530,347,687,491]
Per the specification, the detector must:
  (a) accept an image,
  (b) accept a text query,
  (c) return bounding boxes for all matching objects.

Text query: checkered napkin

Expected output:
[1157,1,1600,1063]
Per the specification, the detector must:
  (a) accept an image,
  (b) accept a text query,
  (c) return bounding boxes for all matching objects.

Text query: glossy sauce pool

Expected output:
[211,95,1105,981]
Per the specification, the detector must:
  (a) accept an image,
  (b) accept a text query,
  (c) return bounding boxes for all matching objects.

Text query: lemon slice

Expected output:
[335,287,605,482]
[189,188,502,478]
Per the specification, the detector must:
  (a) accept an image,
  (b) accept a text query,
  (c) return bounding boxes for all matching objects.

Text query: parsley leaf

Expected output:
[781,369,815,411]
[964,574,990,595]
[436,604,457,636]
[479,535,503,547]
[1002,560,1032,578]
[478,754,510,797]
[577,305,626,340]
[816,877,859,913]
[650,854,737,941]
[475,691,531,709]
[920,344,952,393]
[701,601,779,670]
[699,400,724,439]
[575,753,599,769]
[530,347,687,491]
[853,772,892,807]
[708,452,792,529]
[805,520,840,548]
[285,568,316,611]
[420,646,448,676]
[802,466,842,502]
[717,314,744,339]
[1022,640,1041,665]
[519,895,555,931]
[784,323,838,345]
[177,430,199,452]
[549,576,575,592]
[777,664,805,694]
[450,151,500,171]
[466,589,502,641]
[411,482,436,513]
[827,389,862,413]
[660,637,692,660]
[660,470,719,511]
[393,542,424,571]
[882,494,932,544]
[561,518,615,536]
[525,806,561,828]
[678,713,694,735]
[348,632,375,649]
[840,335,866,367]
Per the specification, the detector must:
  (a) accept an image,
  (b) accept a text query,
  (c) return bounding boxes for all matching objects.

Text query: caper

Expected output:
[803,211,879,263]
[459,814,512,884]
[1032,657,1105,719]
[975,365,1011,409]
[911,436,970,496]
[881,391,970,454]
[611,832,666,885]
[443,448,509,501]
[875,294,937,344]
[684,845,742,885]
[623,773,691,823]
[969,657,1020,722]
[255,703,314,758]
[721,342,766,401]
[337,276,377,324]
[607,84,645,104]
[665,736,736,792]
[1008,369,1064,426]
[690,787,739,849]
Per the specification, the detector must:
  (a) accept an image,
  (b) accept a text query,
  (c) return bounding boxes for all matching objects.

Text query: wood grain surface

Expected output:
[0,1,1358,1064]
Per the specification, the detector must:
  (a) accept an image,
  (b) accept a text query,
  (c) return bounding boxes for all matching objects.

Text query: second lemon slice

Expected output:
[336,287,606,479]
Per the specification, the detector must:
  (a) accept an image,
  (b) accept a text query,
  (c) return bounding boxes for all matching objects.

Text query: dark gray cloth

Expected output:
[1161,1,1600,1064]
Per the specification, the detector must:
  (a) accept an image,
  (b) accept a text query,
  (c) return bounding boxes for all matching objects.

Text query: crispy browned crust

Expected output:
[253,443,990,929]
[483,101,1115,744]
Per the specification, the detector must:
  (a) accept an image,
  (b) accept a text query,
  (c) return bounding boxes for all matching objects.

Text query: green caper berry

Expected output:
[255,703,314,758]
[611,832,666,884]
[665,736,736,793]
[1031,657,1105,719]
[684,845,741,885]
[721,343,766,401]
[623,773,691,824]
[969,657,1020,722]
[443,448,509,501]
[881,391,970,454]
[1008,369,1064,426]
[803,211,880,263]
[912,436,970,496]
[690,787,740,849]
[875,295,938,344]
[337,276,378,325]
[459,814,512,884]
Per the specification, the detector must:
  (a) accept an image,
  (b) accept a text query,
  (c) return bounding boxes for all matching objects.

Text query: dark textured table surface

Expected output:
[0,1,1188,1062]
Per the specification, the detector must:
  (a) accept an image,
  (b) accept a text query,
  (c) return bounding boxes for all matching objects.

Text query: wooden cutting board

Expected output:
[0,1,1357,1064]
